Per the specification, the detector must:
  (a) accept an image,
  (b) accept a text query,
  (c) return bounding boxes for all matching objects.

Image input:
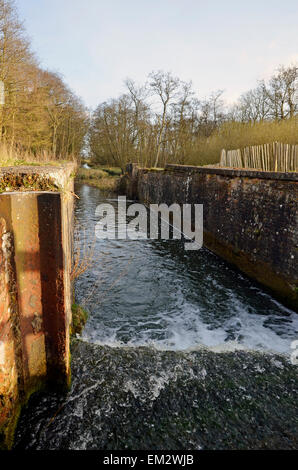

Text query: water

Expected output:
[75,183,298,354]
[13,341,298,450]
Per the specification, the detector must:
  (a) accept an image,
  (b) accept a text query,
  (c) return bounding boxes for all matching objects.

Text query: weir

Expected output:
[122,163,298,311]
[0,164,75,449]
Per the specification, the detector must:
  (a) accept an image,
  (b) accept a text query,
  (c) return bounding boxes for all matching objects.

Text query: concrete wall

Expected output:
[123,164,298,311]
[0,164,75,449]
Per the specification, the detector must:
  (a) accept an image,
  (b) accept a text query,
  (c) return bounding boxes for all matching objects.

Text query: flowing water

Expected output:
[75,183,298,354]
[14,183,298,450]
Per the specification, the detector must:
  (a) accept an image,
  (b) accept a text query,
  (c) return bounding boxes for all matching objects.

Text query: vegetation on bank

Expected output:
[0,144,73,167]
[89,68,298,171]
[199,118,298,167]
[0,0,87,163]
[0,173,58,193]
[76,167,120,192]
[71,303,88,336]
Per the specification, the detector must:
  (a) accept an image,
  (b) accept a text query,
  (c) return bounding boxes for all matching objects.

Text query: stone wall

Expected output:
[123,164,298,311]
[0,164,75,448]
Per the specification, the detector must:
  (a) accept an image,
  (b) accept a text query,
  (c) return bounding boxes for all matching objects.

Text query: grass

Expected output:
[101,167,123,176]
[186,117,298,166]
[0,159,72,167]
[81,158,122,173]
[0,173,59,194]
[71,303,88,336]
[0,142,78,168]
[76,167,120,192]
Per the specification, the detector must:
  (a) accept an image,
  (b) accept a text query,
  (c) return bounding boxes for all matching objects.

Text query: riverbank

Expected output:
[14,339,298,450]
[76,167,121,192]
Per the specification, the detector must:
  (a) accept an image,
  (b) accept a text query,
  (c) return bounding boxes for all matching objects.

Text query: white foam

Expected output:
[82,292,298,356]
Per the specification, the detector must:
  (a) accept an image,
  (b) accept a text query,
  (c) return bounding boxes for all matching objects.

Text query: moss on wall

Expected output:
[0,173,58,193]
[71,303,88,336]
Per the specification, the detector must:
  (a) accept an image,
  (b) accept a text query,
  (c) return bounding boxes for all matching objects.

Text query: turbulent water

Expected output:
[75,183,298,354]
[14,341,298,450]
[14,183,298,450]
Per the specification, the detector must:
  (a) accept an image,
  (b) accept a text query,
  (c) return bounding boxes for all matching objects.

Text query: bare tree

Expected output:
[198,90,225,136]
[170,81,196,163]
[0,0,88,160]
[89,65,298,171]
[266,65,298,120]
[124,78,151,164]
[235,82,270,122]
[148,71,181,167]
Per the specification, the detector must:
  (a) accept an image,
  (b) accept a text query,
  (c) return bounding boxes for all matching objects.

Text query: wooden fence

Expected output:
[220,142,298,172]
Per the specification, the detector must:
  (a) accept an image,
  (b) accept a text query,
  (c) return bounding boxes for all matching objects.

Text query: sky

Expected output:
[15,0,298,109]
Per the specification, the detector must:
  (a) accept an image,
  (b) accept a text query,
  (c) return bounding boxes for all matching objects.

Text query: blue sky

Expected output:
[15,0,298,108]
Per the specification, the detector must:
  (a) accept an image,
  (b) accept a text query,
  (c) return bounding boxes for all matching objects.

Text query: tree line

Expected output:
[89,66,297,171]
[0,0,297,168]
[0,0,88,161]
